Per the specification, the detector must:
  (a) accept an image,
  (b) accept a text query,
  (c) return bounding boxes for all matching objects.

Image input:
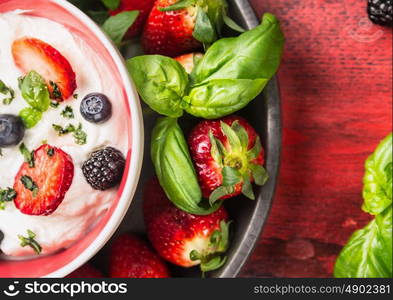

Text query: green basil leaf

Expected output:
[184,78,267,119]
[127,55,189,117]
[192,13,285,84]
[19,107,43,129]
[334,205,392,278]
[223,15,245,33]
[362,133,392,215]
[151,117,221,215]
[193,7,217,44]
[20,71,50,112]
[102,11,139,46]
[101,0,120,10]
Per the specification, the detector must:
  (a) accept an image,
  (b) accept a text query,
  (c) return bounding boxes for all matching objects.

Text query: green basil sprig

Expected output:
[18,71,50,128]
[127,13,284,119]
[151,117,221,215]
[362,133,392,215]
[334,133,392,278]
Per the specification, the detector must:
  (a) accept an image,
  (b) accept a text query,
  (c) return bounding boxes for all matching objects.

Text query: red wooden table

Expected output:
[240,0,392,277]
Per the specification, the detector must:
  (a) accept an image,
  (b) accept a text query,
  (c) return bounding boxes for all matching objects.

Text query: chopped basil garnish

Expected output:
[50,101,60,108]
[52,123,76,135]
[0,79,15,105]
[52,123,87,145]
[47,147,55,157]
[73,123,87,145]
[18,230,42,254]
[19,143,35,168]
[0,187,17,210]
[20,175,39,197]
[61,106,74,119]
[49,81,62,99]
[73,94,78,99]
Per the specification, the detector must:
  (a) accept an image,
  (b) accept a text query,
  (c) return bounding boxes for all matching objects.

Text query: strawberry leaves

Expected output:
[189,220,231,274]
[102,11,139,46]
[208,120,268,203]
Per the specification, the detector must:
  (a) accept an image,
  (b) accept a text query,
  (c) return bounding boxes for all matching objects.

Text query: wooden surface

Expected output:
[240,0,392,277]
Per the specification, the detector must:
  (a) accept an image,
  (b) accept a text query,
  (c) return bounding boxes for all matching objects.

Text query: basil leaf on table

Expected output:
[184,78,267,119]
[151,117,221,215]
[334,206,392,278]
[102,11,139,46]
[127,56,189,118]
[334,132,392,278]
[362,133,392,215]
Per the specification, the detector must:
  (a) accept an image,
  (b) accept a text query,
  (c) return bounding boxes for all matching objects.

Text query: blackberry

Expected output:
[367,0,393,26]
[82,147,125,190]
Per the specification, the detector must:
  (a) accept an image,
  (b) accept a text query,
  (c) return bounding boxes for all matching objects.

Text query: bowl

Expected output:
[0,0,144,278]
[91,0,281,278]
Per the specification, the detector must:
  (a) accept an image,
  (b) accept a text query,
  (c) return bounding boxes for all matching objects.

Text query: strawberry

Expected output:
[109,0,156,38]
[13,144,74,216]
[142,0,228,57]
[12,37,77,100]
[188,115,268,204]
[109,233,170,278]
[144,178,230,273]
[66,263,104,278]
[174,52,203,74]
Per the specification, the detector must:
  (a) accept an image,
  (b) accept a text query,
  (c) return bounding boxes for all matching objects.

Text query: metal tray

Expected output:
[93,0,282,278]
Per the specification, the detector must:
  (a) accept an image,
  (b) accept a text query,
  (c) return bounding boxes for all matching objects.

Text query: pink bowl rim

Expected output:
[17,0,145,278]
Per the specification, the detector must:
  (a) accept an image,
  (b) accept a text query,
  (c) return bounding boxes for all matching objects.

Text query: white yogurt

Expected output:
[0,11,128,256]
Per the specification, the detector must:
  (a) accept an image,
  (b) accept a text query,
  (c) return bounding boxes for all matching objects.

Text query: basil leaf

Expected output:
[362,133,392,215]
[127,56,189,117]
[102,11,139,46]
[19,107,43,129]
[101,0,120,10]
[193,7,217,44]
[151,117,221,215]
[334,205,392,278]
[20,71,50,112]
[223,15,246,33]
[184,78,267,119]
[192,13,285,84]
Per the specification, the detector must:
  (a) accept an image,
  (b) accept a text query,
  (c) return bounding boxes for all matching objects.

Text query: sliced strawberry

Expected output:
[144,178,230,272]
[174,52,203,74]
[12,37,77,100]
[188,116,268,203]
[109,0,156,38]
[13,144,74,216]
[66,263,104,278]
[109,233,170,278]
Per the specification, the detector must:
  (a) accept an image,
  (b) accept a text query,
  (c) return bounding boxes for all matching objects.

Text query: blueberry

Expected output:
[0,114,25,147]
[80,93,112,124]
